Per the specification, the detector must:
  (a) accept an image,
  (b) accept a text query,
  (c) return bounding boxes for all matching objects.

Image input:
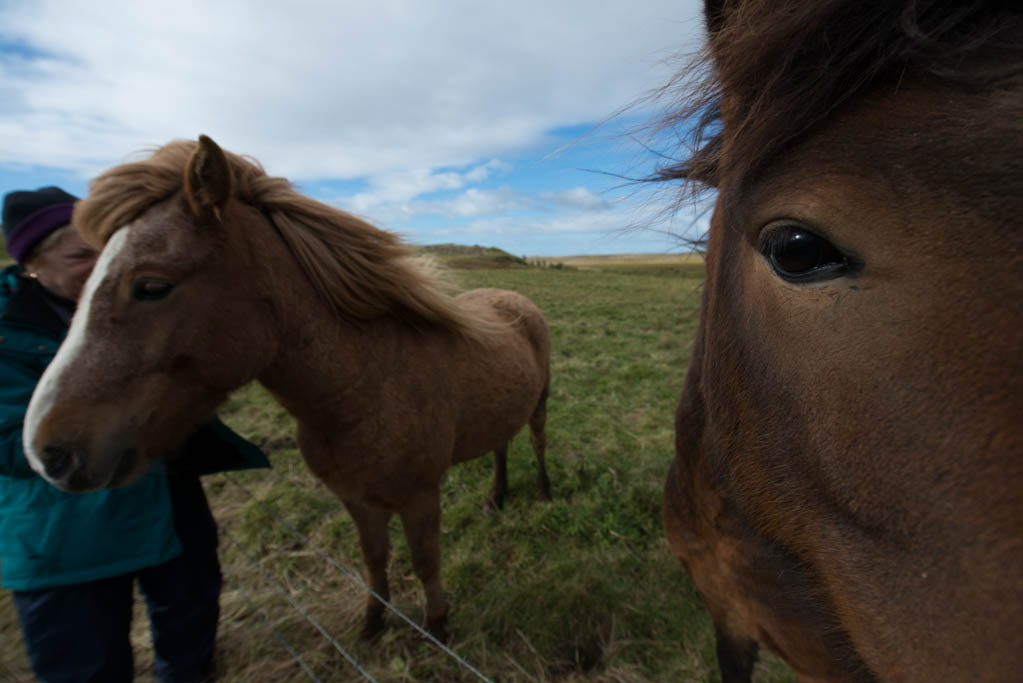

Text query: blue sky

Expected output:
[1,1,708,256]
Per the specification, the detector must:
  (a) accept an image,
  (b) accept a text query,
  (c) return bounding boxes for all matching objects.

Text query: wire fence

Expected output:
[223,477,492,683]
[1,473,492,683]
[222,531,377,682]
[221,569,327,683]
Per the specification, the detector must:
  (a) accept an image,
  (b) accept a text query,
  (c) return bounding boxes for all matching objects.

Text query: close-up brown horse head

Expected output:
[662,0,1022,680]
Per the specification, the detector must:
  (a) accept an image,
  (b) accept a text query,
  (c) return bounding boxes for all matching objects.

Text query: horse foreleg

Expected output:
[398,488,449,643]
[486,445,509,510]
[715,625,759,683]
[342,498,393,641]
[529,391,552,500]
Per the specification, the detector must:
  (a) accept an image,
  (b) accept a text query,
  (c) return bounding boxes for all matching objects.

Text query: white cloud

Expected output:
[441,203,627,240]
[423,187,529,218]
[464,160,511,183]
[345,168,466,215]
[342,177,614,226]
[1,1,710,256]
[0,0,704,179]
[540,187,612,211]
[340,156,515,220]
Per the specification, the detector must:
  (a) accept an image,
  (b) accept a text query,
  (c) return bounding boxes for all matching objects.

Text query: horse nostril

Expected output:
[42,444,76,480]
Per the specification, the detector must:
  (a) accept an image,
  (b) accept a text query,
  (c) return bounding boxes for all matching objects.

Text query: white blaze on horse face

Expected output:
[23,228,132,482]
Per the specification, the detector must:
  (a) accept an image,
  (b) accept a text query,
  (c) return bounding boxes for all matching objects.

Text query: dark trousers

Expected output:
[13,475,221,683]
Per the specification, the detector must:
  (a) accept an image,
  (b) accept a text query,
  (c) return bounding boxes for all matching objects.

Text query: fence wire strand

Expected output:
[228,478,492,683]
[222,530,378,682]
[222,571,324,683]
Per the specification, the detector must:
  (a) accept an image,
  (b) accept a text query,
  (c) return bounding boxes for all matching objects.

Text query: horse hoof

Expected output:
[360,615,386,642]
[484,494,504,511]
[426,615,449,644]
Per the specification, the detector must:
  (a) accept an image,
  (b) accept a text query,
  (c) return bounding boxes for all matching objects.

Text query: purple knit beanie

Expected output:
[2,186,79,264]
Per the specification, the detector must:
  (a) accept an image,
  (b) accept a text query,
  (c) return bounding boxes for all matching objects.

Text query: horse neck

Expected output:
[246,229,399,430]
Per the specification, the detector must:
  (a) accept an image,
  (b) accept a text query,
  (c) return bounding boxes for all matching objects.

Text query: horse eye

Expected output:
[132,278,174,301]
[759,224,851,282]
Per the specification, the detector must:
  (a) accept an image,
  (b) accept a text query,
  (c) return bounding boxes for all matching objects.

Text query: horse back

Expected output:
[455,288,550,380]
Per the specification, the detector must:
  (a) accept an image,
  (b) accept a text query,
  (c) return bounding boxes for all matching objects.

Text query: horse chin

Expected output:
[56,447,146,493]
[103,447,149,489]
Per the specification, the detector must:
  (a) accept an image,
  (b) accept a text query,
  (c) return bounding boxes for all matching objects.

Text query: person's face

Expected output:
[25,228,98,302]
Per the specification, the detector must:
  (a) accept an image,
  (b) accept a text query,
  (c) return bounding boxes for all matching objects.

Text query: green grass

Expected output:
[0,259,796,682]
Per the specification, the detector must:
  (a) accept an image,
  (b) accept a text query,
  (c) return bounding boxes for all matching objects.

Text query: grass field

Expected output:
[0,255,795,682]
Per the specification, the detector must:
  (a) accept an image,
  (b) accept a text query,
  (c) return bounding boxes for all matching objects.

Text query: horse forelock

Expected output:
[73,143,189,248]
[74,139,500,343]
[652,0,1023,197]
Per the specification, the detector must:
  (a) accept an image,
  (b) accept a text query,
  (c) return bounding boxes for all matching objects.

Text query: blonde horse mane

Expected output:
[74,139,499,341]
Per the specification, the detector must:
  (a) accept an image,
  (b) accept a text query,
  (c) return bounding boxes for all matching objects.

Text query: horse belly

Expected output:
[450,364,542,464]
[297,421,452,510]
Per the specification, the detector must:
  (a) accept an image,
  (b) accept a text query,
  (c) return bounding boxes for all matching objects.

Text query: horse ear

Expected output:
[184,134,233,220]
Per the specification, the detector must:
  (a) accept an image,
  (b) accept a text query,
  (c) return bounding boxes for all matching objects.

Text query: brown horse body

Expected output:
[662,1,1022,681]
[258,284,551,639]
[24,137,551,640]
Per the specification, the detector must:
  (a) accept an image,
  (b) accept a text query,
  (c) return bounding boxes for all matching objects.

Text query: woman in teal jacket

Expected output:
[1,186,269,682]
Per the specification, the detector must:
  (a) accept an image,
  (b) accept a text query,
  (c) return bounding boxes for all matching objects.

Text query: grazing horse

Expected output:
[23,135,552,642]
[660,1,1022,681]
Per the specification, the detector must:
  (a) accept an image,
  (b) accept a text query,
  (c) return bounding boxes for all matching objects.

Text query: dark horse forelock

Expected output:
[654,0,1023,193]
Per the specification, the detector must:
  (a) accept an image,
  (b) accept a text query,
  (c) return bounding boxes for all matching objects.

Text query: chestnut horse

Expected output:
[660,1,1022,681]
[23,135,552,642]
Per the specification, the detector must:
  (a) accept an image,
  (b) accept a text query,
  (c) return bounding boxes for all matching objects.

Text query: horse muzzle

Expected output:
[32,439,143,493]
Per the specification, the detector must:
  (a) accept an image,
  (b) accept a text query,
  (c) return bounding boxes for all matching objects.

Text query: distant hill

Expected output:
[552,253,703,267]
[418,244,703,273]
[418,243,530,269]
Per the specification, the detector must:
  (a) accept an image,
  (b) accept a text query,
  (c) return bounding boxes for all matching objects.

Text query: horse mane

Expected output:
[74,140,501,342]
[651,0,1023,192]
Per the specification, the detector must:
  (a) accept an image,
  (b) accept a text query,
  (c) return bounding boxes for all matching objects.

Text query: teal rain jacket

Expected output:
[0,265,269,591]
